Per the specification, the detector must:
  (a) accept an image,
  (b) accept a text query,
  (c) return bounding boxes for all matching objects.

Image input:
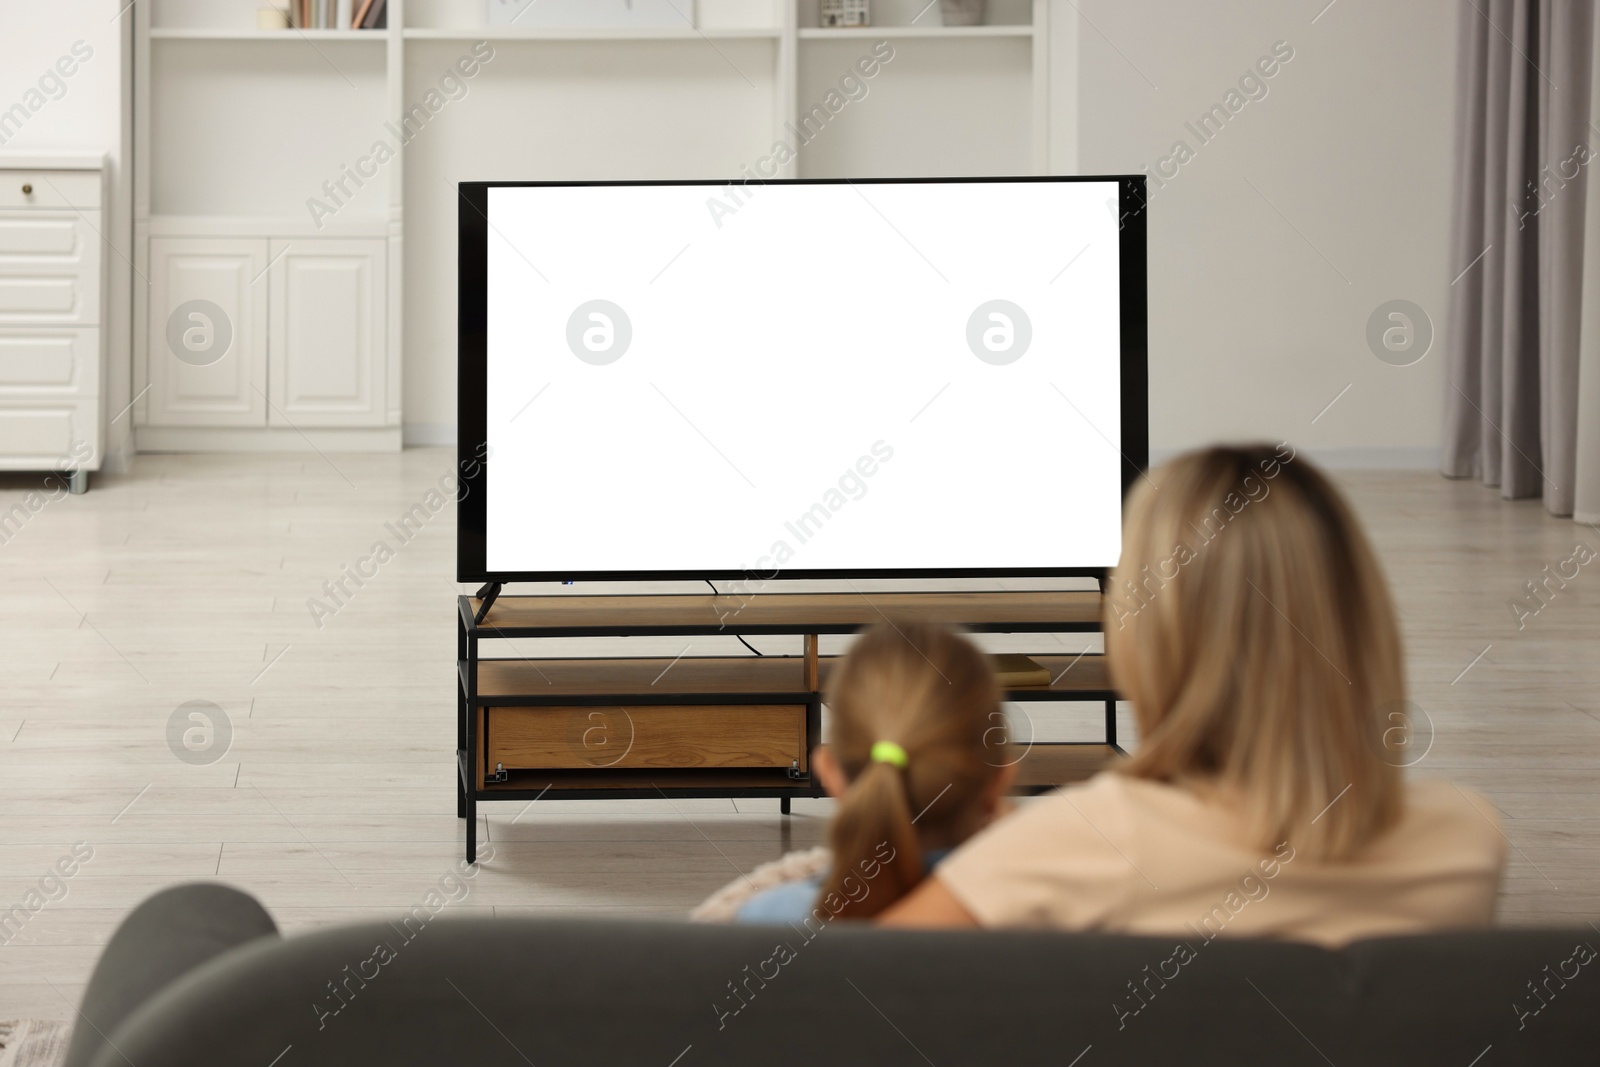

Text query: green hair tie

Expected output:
[870,741,909,768]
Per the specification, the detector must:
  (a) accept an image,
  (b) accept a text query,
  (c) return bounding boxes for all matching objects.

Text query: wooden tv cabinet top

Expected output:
[463,589,1105,637]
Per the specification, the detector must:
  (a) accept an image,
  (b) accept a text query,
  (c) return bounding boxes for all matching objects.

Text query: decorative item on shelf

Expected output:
[820,0,871,28]
[939,0,986,25]
[353,0,385,28]
[289,0,366,28]
[257,5,290,29]
[487,0,692,28]
[992,654,1050,687]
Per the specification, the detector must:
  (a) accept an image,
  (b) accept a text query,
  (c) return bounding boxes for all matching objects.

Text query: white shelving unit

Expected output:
[796,25,1034,37]
[403,27,785,39]
[133,0,1053,450]
[147,29,389,40]
[134,0,402,451]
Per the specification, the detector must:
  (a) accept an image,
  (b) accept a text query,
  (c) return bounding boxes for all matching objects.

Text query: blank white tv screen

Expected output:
[472,178,1142,579]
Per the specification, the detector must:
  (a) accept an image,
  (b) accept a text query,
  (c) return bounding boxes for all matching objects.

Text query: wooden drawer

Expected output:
[487,705,806,771]
[0,171,101,211]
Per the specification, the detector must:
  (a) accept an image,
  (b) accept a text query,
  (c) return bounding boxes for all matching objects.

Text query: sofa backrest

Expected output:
[94,918,1600,1066]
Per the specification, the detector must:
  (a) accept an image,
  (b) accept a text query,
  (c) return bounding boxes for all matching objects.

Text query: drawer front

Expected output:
[0,217,80,256]
[0,278,76,316]
[0,328,98,394]
[488,705,806,771]
[0,213,102,326]
[0,171,101,211]
[0,398,99,470]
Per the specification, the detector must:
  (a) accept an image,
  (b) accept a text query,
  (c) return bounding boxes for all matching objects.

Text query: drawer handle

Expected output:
[20,184,32,195]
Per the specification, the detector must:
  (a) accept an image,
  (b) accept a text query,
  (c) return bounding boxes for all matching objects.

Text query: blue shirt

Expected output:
[734,850,951,924]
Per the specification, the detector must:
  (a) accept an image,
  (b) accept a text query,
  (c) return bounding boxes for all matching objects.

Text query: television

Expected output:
[456,176,1147,584]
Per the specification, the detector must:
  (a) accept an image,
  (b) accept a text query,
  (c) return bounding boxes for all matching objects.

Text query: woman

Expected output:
[881,444,1506,944]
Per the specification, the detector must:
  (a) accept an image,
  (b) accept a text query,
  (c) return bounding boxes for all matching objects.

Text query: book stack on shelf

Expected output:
[280,0,387,29]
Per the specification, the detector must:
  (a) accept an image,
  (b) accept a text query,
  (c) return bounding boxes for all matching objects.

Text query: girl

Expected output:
[692,621,1017,923]
[882,444,1506,944]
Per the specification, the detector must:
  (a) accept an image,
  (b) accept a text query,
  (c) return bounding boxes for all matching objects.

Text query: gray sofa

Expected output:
[72,885,1599,1066]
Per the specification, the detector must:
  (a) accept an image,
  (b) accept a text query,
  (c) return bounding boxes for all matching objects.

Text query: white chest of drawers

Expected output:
[0,153,106,493]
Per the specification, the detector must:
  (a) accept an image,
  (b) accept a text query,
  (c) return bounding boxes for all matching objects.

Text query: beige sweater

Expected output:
[939,773,1506,946]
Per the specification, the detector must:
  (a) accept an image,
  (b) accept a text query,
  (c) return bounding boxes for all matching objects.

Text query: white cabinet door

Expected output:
[147,238,268,427]
[268,239,386,428]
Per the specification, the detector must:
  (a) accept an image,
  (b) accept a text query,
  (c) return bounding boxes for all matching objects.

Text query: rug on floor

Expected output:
[0,1021,69,1067]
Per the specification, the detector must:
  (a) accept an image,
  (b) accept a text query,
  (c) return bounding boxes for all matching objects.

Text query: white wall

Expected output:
[0,0,133,472]
[403,0,1462,463]
[3,1,1462,466]
[1071,0,1461,466]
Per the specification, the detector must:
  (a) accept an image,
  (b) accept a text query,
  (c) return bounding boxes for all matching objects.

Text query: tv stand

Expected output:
[455,588,1121,863]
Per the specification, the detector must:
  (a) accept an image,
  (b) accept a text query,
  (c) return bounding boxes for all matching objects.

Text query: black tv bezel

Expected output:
[456,175,1148,584]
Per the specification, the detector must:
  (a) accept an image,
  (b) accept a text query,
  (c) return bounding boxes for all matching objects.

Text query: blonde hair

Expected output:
[820,622,1004,919]
[1107,443,1404,861]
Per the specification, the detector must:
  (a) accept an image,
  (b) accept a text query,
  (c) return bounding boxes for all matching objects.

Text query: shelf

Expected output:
[1003,654,1113,699]
[474,742,1118,797]
[1013,743,1120,792]
[153,25,1022,42]
[147,215,391,239]
[475,656,810,703]
[467,653,1112,705]
[799,25,1033,39]
[150,29,388,41]
[464,591,1105,638]
[481,766,809,795]
[403,27,782,41]
[153,25,1024,42]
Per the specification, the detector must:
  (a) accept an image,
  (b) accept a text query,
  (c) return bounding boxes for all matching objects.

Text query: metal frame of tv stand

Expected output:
[456,583,1121,864]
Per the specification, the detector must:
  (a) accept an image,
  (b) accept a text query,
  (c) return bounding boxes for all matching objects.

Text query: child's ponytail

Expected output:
[820,752,924,919]
[815,622,1004,920]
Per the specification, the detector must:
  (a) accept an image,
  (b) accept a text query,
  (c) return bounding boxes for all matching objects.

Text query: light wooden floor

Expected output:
[0,450,1595,1018]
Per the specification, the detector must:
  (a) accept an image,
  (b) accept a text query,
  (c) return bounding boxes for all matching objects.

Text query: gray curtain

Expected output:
[1444,0,1600,519]
[1578,9,1600,523]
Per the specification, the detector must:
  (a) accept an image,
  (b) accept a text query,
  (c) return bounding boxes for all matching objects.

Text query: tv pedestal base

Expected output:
[455,590,1120,864]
